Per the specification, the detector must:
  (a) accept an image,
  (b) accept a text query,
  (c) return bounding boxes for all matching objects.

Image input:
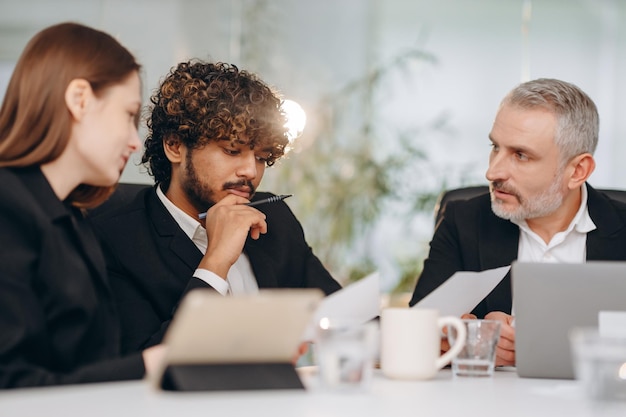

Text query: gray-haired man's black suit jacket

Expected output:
[409,184,626,317]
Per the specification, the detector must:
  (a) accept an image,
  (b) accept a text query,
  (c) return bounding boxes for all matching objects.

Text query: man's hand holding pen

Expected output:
[198,194,268,279]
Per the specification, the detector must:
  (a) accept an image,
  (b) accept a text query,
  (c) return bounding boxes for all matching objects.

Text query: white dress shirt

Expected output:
[156,186,259,296]
[512,185,596,264]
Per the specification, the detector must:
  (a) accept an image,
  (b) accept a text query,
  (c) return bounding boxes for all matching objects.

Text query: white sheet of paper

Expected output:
[301,271,380,341]
[599,311,626,337]
[413,266,510,317]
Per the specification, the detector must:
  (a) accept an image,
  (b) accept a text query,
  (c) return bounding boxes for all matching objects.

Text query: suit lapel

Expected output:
[67,212,110,287]
[586,184,626,261]
[146,190,203,274]
[18,167,111,288]
[478,200,518,315]
[244,237,279,288]
[479,203,519,269]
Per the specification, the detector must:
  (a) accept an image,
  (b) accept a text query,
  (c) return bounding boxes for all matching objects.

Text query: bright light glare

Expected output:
[319,317,330,330]
[282,99,306,142]
[619,362,626,380]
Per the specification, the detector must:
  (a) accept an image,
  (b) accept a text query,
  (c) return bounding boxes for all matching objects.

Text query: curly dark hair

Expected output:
[142,61,289,187]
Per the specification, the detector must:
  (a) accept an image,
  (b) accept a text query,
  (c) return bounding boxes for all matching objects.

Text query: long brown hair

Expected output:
[0,22,141,208]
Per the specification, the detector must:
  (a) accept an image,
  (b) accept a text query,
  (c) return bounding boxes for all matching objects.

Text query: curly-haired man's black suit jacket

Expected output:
[90,186,341,354]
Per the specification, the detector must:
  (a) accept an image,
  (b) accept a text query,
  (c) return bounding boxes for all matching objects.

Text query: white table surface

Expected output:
[1,367,625,417]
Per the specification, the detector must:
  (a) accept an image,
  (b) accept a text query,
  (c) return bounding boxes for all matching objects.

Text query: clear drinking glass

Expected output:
[570,327,626,402]
[448,319,501,377]
[314,318,377,392]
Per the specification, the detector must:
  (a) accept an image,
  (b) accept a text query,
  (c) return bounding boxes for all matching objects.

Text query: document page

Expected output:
[599,311,626,337]
[301,271,380,341]
[413,266,510,317]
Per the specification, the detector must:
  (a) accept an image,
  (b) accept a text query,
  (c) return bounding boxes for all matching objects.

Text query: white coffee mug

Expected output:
[380,308,466,380]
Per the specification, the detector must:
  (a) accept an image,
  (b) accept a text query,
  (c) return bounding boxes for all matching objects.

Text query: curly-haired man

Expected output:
[90,61,341,353]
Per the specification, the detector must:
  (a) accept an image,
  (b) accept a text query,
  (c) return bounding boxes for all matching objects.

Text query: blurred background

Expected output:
[1,0,625,294]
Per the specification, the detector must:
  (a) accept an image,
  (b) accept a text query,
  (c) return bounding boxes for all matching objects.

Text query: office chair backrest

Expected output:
[433,186,488,225]
[434,185,626,226]
[600,189,626,205]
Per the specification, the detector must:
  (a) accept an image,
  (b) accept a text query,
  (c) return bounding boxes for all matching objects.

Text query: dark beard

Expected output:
[181,150,256,213]
[182,150,218,212]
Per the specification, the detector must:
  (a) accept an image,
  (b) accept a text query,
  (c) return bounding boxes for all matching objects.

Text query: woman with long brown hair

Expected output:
[0,22,164,389]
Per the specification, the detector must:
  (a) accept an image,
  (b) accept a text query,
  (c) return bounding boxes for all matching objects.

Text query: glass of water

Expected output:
[570,327,626,401]
[313,318,378,392]
[448,319,501,377]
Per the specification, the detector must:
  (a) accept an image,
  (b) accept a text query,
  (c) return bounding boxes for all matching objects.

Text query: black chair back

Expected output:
[433,185,488,225]
[88,183,151,217]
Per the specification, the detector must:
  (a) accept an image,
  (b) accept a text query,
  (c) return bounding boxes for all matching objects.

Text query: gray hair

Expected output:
[501,78,599,164]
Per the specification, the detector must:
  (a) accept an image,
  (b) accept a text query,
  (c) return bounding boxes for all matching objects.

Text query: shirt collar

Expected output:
[156,184,204,242]
[513,184,596,235]
[573,184,596,234]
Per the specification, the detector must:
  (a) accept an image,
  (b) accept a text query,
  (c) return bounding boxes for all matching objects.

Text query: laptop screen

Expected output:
[513,261,626,379]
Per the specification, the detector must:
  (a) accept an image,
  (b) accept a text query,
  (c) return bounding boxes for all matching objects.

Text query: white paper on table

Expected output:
[301,271,380,341]
[599,311,626,337]
[413,266,510,317]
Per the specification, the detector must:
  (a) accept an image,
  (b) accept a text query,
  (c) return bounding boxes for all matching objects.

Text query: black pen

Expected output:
[198,194,292,219]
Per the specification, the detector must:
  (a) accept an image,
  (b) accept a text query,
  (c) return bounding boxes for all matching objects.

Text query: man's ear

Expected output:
[163,137,184,163]
[567,153,595,190]
[64,79,92,121]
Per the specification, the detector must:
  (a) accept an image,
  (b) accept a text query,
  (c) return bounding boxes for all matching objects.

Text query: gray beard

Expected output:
[490,174,565,222]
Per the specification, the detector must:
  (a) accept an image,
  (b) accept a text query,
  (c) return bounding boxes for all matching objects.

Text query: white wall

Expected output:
[2,0,623,185]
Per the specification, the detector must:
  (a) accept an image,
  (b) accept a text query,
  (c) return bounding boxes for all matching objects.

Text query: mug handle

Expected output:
[435,316,466,370]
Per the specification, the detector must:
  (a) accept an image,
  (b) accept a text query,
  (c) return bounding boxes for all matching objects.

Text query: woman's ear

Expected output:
[64,79,92,121]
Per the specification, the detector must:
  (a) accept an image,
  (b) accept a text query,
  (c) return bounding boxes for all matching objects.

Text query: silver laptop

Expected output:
[513,261,626,379]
